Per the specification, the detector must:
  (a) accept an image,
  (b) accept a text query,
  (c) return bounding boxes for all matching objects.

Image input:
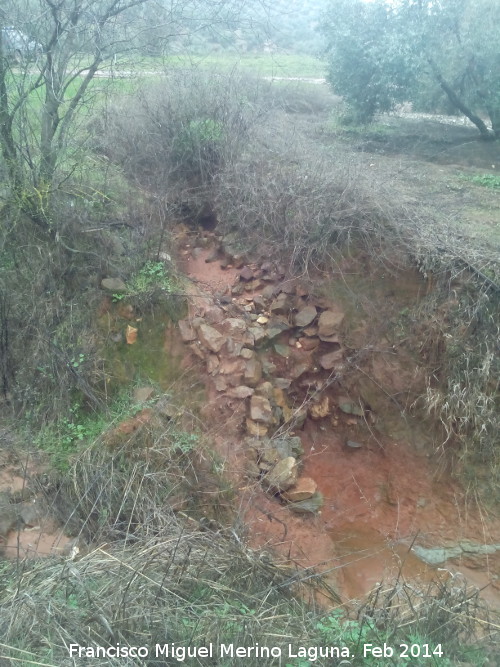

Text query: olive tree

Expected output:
[321,0,500,139]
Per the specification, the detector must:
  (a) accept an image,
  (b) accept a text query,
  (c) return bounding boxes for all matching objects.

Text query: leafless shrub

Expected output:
[97,69,273,199]
[359,573,497,657]
[215,116,405,272]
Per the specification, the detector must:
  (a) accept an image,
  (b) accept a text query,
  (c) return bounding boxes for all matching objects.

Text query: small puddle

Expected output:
[329,524,437,601]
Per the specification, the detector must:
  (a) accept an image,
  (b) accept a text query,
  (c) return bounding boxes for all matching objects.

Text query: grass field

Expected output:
[113,52,326,79]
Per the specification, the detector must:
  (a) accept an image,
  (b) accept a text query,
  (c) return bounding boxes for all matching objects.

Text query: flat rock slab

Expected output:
[227,386,254,399]
[244,358,263,386]
[319,348,344,370]
[101,277,126,292]
[294,305,317,328]
[288,491,324,514]
[178,319,197,342]
[250,395,273,423]
[282,477,317,502]
[318,310,345,338]
[133,386,155,403]
[198,323,225,353]
[264,456,298,492]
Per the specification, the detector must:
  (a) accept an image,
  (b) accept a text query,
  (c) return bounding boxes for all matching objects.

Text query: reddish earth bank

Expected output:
[179,229,500,608]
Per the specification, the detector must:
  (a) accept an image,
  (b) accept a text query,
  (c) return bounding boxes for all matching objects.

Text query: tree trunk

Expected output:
[428,57,494,140]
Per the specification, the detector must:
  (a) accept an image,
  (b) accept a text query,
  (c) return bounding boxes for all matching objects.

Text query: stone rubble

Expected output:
[176,233,360,514]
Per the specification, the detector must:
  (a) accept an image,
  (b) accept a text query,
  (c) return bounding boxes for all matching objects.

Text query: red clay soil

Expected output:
[181,240,500,608]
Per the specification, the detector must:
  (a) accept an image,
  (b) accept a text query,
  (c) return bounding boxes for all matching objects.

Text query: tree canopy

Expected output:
[321,0,500,139]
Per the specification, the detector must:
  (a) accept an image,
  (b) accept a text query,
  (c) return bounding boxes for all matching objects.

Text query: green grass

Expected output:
[469,173,500,188]
[113,52,327,79]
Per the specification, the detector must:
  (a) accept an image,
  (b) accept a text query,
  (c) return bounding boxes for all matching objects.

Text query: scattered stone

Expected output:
[346,440,364,449]
[207,354,220,374]
[319,348,344,370]
[289,362,311,380]
[244,460,261,480]
[289,406,308,430]
[295,284,309,298]
[282,477,317,502]
[110,331,123,343]
[240,348,255,360]
[258,447,279,471]
[133,386,155,404]
[256,316,268,325]
[101,277,127,292]
[255,381,274,399]
[214,376,228,392]
[302,325,318,337]
[226,338,243,356]
[19,500,44,527]
[318,310,345,338]
[266,318,290,339]
[309,396,331,419]
[280,281,296,295]
[244,358,263,387]
[178,319,197,342]
[223,318,247,335]
[261,261,273,273]
[219,256,230,270]
[294,305,317,328]
[188,343,205,360]
[205,246,221,263]
[126,325,138,344]
[319,333,340,344]
[339,401,365,416]
[253,295,267,311]
[227,386,254,399]
[233,255,245,269]
[250,395,274,423]
[262,285,278,300]
[203,305,224,325]
[219,358,247,376]
[269,293,291,316]
[249,326,265,344]
[261,359,277,376]
[239,266,254,282]
[246,418,268,437]
[273,378,292,390]
[264,457,298,492]
[273,436,304,459]
[298,336,320,351]
[192,247,203,260]
[117,303,135,320]
[287,491,324,514]
[274,343,290,358]
[0,493,17,541]
[231,283,244,296]
[242,331,255,347]
[198,323,225,353]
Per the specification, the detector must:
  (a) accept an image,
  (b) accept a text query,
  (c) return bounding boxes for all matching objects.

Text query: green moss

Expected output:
[103,312,184,391]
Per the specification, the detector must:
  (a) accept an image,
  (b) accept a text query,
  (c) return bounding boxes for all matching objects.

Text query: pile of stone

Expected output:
[177,242,352,513]
[245,436,323,514]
